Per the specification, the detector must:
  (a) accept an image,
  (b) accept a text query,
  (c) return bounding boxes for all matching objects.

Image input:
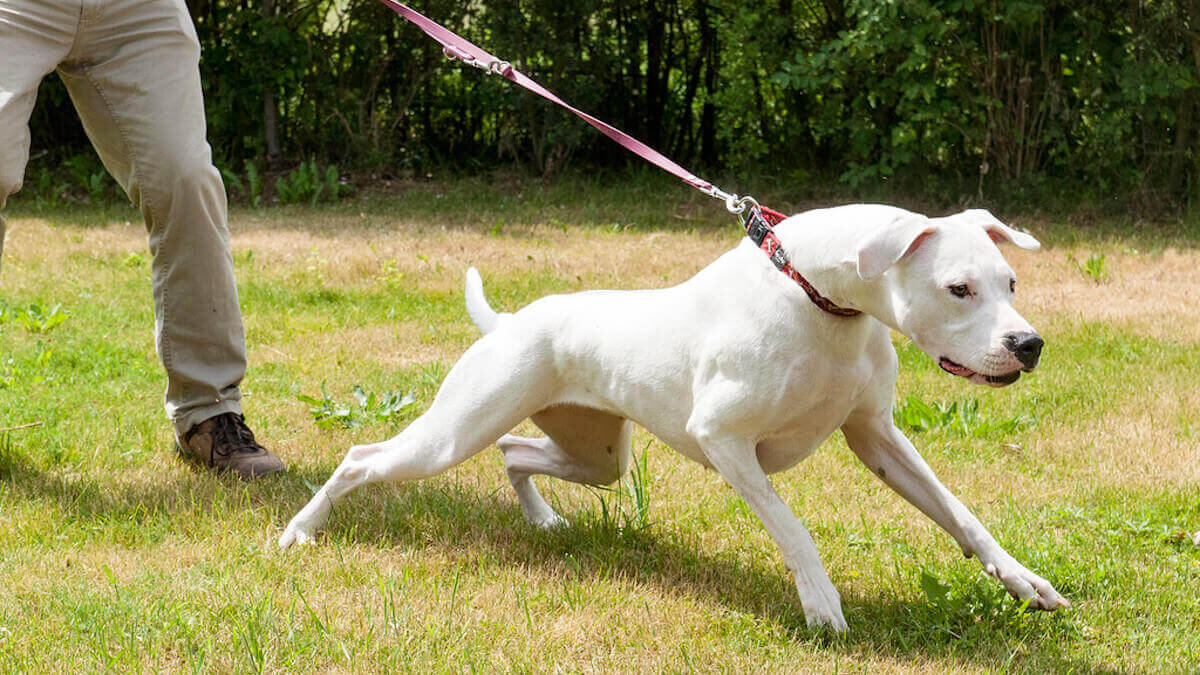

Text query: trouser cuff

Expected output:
[172,398,243,442]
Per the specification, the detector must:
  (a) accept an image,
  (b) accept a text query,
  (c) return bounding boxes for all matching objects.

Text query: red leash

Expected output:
[378,0,860,318]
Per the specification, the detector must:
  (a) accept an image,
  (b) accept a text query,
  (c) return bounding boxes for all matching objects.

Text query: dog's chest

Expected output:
[744,346,879,472]
[784,356,870,413]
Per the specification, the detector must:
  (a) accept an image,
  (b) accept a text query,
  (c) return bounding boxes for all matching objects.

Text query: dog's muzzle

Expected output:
[937,332,1042,387]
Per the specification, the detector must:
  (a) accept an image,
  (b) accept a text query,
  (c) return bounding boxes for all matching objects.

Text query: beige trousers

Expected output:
[0,0,246,436]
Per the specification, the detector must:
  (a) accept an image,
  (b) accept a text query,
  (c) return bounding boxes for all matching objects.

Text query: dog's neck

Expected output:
[769,217,902,331]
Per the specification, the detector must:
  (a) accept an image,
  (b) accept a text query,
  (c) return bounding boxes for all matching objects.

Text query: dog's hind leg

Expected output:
[498,404,632,528]
[279,335,556,548]
[497,435,576,529]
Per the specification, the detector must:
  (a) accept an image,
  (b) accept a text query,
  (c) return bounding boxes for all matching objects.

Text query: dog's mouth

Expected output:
[938,358,1022,387]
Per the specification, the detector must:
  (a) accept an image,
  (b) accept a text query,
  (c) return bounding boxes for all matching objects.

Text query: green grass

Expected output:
[1,186,1198,671]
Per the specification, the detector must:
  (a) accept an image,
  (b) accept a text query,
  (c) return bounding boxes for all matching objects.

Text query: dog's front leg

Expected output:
[687,420,847,631]
[842,412,1068,611]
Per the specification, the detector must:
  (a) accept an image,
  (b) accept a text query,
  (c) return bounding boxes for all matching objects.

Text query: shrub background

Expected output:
[23,0,1200,211]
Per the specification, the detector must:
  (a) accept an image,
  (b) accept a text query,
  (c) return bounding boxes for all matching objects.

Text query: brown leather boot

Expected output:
[178,413,285,479]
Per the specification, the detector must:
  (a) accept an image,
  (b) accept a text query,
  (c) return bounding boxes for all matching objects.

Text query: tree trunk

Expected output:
[645,0,666,148]
[1170,0,1200,200]
[698,0,718,167]
[1168,95,1194,200]
[262,0,282,168]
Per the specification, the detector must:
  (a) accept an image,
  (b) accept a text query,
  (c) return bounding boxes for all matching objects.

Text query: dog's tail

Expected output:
[464,266,500,334]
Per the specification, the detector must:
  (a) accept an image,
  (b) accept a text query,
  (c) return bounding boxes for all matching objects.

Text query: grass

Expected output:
[1,178,1199,671]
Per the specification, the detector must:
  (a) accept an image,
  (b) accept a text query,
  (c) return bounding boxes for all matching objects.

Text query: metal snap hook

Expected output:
[735,195,760,214]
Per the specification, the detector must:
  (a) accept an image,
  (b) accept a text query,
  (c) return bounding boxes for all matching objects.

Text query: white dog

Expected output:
[280,203,1068,631]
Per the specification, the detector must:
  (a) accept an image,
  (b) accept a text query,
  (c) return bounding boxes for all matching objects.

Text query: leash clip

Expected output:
[443,46,512,77]
[733,194,759,214]
[703,185,760,216]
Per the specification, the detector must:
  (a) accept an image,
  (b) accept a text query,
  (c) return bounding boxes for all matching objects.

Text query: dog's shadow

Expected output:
[2,449,1101,672]
[299,468,1101,672]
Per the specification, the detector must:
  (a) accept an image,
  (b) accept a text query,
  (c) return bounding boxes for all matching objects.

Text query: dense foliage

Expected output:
[24,0,1200,207]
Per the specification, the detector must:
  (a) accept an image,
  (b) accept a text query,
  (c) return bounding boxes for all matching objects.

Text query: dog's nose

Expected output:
[1003,331,1044,369]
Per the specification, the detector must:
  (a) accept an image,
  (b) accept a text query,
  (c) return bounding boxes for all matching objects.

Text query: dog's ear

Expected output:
[855,214,936,281]
[960,209,1041,251]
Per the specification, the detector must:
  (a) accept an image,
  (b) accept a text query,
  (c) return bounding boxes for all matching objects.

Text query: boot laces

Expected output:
[211,414,263,458]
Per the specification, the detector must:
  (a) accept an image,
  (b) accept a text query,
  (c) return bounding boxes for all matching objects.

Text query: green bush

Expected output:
[19,0,1200,210]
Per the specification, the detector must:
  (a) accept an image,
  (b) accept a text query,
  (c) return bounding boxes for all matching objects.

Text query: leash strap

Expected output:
[380,0,721,199]
[378,0,859,317]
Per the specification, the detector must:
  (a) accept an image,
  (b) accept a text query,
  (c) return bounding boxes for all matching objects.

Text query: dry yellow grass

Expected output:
[12,213,1200,343]
[1015,247,1200,343]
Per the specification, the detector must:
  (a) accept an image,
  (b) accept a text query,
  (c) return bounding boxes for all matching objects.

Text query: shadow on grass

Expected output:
[0,441,298,542]
[285,465,1103,672]
[1,441,1105,671]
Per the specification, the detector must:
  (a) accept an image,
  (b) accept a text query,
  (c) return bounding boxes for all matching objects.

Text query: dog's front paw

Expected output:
[804,605,848,632]
[278,493,334,550]
[278,518,318,550]
[802,599,848,632]
[799,581,848,632]
[531,512,569,530]
[985,555,1069,611]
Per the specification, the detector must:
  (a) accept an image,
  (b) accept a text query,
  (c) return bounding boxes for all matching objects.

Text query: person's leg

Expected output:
[57,0,281,475]
[0,0,79,271]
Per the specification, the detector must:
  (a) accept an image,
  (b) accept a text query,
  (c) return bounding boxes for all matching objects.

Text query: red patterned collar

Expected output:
[742,207,862,318]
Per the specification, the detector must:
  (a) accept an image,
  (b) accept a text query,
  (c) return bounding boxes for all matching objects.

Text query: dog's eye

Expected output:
[949,284,971,298]
[1009,278,1016,294]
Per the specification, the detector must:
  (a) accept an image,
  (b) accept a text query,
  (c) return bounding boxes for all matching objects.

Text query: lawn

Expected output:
[1,176,1198,672]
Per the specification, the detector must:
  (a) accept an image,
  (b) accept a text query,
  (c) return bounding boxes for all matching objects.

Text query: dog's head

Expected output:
[855,209,1042,387]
